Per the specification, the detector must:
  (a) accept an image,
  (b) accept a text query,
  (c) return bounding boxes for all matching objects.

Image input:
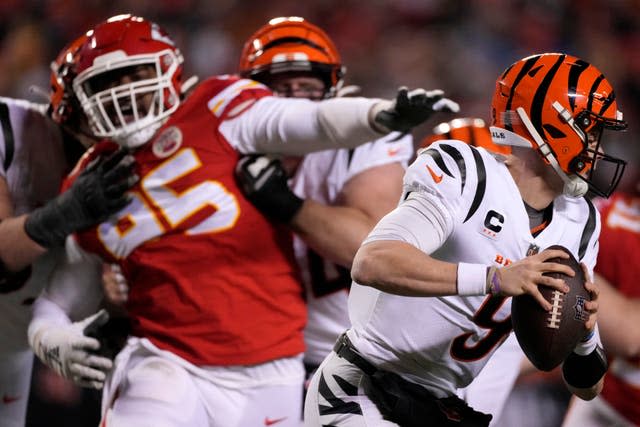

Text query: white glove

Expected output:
[372,87,460,133]
[30,309,114,389]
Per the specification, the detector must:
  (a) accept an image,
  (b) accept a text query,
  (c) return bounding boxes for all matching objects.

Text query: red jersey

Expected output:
[70,76,306,366]
[595,192,640,424]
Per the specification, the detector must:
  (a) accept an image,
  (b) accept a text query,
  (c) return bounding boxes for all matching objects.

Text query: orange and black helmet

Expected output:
[239,17,344,98]
[491,53,627,197]
[49,33,88,126]
[421,117,511,155]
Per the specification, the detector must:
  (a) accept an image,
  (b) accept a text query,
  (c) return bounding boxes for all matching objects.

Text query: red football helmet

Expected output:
[491,53,627,197]
[49,33,88,126]
[421,117,511,155]
[72,14,184,148]
[238,16,344,98]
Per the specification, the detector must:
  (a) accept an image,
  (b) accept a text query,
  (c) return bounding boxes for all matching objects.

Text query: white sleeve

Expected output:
[35,237,104,322]
[220,96,385,155]
[364,191,454,255]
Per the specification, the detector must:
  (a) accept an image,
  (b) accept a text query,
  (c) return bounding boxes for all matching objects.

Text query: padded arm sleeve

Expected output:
[221,96,386,155]
[364,191,454,255]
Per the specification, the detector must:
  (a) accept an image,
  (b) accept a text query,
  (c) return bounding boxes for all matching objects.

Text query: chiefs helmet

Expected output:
[49,33,88,126]
[72,14,184,148]
[491,53,627,198]
[238,16,344,98]
[421,117,511,155]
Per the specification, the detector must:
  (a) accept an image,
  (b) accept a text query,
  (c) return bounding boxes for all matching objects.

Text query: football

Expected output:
[511,245,590,371]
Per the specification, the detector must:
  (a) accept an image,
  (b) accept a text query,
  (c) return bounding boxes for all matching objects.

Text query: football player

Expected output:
[305,53,626,426]
[0,34,136,427]
[422,118,525,426]
[234,16,436,393]
[562,182,640,426]
[27,14,458,427]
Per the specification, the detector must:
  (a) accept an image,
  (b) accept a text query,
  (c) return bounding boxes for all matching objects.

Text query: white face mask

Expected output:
[74,49,183,148]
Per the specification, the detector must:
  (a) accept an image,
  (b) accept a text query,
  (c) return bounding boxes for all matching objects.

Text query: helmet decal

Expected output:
[491,53,627,197]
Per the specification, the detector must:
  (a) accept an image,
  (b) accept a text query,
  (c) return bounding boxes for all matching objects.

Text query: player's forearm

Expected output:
[596,275,640,358]
[564,377,604,401]
[351,240,458,296]
[290,200,376,268]
[0,214,47,271]
[227,97,384,156]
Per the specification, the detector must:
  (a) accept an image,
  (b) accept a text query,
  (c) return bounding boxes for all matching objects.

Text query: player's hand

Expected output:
[24,147,139,247]
[580,263,599,332]
[489,248,574,310]
[372,87,460,133]
[30,309,114,389]
[102,263,129,306]
[235,154,304,223]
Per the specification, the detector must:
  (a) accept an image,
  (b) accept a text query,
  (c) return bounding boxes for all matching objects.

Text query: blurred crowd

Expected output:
[1,0,638,426]
[1,0,639,142]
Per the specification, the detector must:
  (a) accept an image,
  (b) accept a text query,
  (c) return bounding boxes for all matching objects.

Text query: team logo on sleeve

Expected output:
[152,126,182,158]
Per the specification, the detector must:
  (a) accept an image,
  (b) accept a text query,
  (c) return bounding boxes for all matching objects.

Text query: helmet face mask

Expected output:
[72,15,184,148]
[239,16,344,99]
[490,53,627,198]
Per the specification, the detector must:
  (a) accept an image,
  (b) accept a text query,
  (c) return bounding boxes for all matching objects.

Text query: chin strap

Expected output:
[514,107,588,198]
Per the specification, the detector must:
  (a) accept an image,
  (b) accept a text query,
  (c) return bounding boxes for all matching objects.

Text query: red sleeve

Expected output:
[197,75,273,122]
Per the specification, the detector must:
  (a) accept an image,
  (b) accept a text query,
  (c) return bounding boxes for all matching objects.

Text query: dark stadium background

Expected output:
[1,0,637,425]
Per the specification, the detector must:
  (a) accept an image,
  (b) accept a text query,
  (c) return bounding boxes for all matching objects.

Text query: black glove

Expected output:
[374,87,460,133]
[235,155,303,223]
[25,148,138,247]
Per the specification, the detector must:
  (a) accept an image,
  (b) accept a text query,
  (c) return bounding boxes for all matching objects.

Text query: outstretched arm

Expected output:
[224,87,458,155]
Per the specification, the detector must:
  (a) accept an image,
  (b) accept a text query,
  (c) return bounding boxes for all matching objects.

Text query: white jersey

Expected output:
[347,140,600,398]
[289,132,413,366]
[0,97,69,426]
[0,97,68,350]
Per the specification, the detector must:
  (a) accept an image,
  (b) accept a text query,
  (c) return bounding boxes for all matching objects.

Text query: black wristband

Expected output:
[24,197,74,247]
[562,345,608,389]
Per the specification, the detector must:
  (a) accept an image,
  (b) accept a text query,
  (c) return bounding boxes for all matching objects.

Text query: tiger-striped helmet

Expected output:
[421,117,511,155]
[239,16,344,98]
[491,53,627,197]
[49,33,88,126]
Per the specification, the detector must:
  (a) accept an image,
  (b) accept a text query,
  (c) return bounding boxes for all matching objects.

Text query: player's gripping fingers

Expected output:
[105,175,139,200]
[103,153,136,183]
[85,353,114,371]
[536,273,570,294]
[394,86,409,109]
[71,335,101,352]
[101,147,131,172]
[70,365,107,389]
[432,98,460,113]
[526,285,553,311]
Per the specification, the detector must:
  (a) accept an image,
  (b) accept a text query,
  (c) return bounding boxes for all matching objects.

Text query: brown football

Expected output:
[511,245,590,371]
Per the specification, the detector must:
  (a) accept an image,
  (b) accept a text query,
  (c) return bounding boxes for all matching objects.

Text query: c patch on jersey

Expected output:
[478,209,505,240]
[152,126,182,158]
